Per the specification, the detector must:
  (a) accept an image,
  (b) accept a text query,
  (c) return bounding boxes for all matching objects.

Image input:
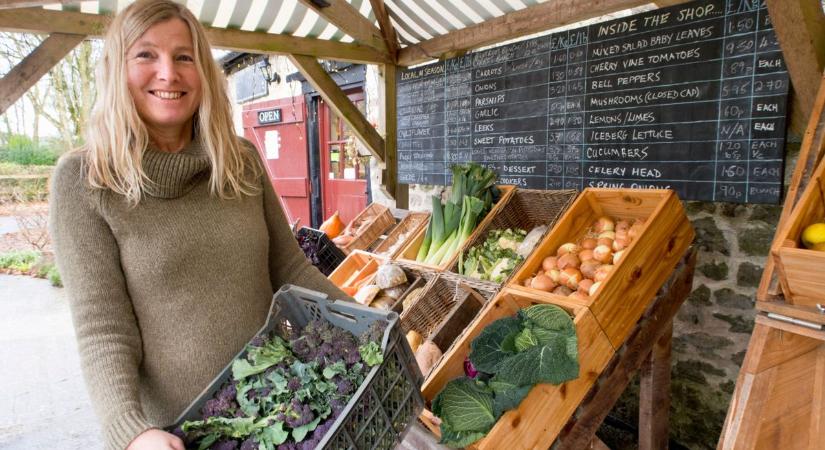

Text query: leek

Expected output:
[416,217,432,261]
[421,195,445,262]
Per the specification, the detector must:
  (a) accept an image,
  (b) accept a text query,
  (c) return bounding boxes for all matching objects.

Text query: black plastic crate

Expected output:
[296,226,347,276]
[172,285,425,450]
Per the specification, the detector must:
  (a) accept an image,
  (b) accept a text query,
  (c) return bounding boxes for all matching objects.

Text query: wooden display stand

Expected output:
[719,72,825,449]
[414,248,696,449]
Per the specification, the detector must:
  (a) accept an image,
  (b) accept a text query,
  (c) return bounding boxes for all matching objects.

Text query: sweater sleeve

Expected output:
[48,155,153,450]
[251,154,351,302]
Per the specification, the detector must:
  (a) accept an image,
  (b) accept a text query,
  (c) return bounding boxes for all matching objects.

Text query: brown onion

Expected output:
[597,236,614,248]
[589,281,602,296]
[578,249,594,262]
[560,267,582,290]
[593,245,613,263]
[593,216,615,233]
[531,274,556,292]
[598,230,616,241]
[557,242,580,257]
[580,260,600,279]
[613,236,630,252]
[628,222,645,240]
[552,285,573,296]
[594,264,614,282]
[613,249,625,265]
[569,291,589,300]
[578,278,594,294]
[523,276,533,287]
[580,238,598,250]
[541,256,558,272]
[557,253,581,270]
[615,220,631,231]
[546,269,561,283]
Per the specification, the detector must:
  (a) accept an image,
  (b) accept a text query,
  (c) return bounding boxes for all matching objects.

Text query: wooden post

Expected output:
[639,321,672,450]
[380,63,408,208]
[0,32,85,115]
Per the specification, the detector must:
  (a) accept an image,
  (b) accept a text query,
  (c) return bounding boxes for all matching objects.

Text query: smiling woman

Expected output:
[46,1,350,450]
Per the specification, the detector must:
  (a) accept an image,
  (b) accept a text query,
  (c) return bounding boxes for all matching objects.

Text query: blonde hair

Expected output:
[83,0,259,204]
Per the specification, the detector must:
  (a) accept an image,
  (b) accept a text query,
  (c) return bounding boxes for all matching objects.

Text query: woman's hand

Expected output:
[126,428,184,450]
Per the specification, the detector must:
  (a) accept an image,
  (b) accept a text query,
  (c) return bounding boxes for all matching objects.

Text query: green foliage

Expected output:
[460,228,527,283]
[0,249,40,272]
[46,265,62,287]
[358,341,384,367]
[0,134,60,166]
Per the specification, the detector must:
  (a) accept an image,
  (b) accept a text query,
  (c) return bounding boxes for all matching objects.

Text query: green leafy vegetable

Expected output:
[469,316,521,373]
[359,341,384,366]
[460,228,527,282]
[434,304,580,448]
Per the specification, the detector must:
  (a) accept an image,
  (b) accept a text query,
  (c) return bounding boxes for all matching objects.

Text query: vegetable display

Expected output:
[173,320,387,450]
[416,163,500,266]
[431,304,579,448]
[459,228,529,283]
[523,216,646,299]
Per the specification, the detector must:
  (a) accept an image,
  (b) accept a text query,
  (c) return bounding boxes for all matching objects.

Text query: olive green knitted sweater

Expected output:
[49,139,348,450]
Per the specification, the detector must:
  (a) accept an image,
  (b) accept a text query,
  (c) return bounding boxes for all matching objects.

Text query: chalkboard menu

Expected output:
[396,0,788,203]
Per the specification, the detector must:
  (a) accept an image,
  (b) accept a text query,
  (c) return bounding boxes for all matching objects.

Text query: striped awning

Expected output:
[45,0,549,46]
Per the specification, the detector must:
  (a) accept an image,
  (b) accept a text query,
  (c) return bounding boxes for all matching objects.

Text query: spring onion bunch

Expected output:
[416,163,500,265]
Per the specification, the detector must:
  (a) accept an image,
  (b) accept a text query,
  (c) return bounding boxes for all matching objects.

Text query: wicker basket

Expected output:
[340,203,396,255]
[400,272,499,380]
[450,189,577,287]
[370,212,430,258]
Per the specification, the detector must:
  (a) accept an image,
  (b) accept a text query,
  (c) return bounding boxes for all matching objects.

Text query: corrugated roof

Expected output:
[44,0,549,46]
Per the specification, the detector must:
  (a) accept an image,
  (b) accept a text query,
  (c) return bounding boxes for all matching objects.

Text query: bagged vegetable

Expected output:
[517,225,547,258]
[375,264,407,289]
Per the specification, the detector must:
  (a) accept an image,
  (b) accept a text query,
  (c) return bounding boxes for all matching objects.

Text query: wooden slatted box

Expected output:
[509,188,694,349]
[419,287,614,449]
[327,250,386,296]
[369,211,430,259]
[773,155,825,306]
[395,185,516,270]
[448,189,577,287]
[339,203,396,255]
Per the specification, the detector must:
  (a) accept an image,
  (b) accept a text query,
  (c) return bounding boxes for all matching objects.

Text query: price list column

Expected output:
[715,4,759,202]
[445,54,474,184]
[545,32,570,189]
[564,30,588,190]
[747,5,787,203]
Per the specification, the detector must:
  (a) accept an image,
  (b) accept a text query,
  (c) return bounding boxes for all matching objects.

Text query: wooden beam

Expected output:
[289,54,385,163]
[0,32,84,115]
[398,0,689,66]
[0,7,390,64]
[297,0,387,55]
[0,0,69,9]
[369,0,399,61]
[766,0,825,124]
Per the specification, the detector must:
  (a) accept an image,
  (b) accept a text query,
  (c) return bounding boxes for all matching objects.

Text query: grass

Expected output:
[0,161,54,176]
[0,250,62,287]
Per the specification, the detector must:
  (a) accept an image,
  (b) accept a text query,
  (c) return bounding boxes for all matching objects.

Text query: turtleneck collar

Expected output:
[142,137,210,199]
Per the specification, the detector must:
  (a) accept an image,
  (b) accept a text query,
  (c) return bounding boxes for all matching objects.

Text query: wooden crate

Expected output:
[327,250,386,295]
[773,155,825,307]
[370,211,430,259]
[509,188,694,349]
[449,189,577,286]
[339,203,395,255]
[395,185,515,271]
[420,287,614,450]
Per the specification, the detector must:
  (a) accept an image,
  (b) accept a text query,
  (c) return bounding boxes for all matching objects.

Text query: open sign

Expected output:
[257,108,282,125]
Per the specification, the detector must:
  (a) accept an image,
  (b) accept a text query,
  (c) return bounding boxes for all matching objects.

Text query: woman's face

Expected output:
[126,18,202,140]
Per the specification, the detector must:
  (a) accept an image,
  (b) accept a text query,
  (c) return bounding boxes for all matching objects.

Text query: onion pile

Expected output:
[523,216,645,299]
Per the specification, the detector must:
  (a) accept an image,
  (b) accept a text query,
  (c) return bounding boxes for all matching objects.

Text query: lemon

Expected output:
[801,222,825,251]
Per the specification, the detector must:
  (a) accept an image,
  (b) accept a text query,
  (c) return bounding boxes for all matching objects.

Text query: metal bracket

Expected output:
[767,312,825,330]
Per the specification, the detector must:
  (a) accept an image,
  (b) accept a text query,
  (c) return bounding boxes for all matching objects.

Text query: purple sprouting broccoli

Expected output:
[211,439,239,450]
[359,320,387,346]
[287,377,302,392]
[249,334,267,348]
[216,382,237,402]
[334,376,354,396]
[277,443,300,450]
[239,438,259,450]
[285,398,315,428]
[201,396,233,419]
[299,438,320,450]
[308,414,338,445]
[330,398,347,416]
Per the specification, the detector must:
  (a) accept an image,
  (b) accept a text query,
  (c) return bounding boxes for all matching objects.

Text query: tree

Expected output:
[0,32,99,149]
